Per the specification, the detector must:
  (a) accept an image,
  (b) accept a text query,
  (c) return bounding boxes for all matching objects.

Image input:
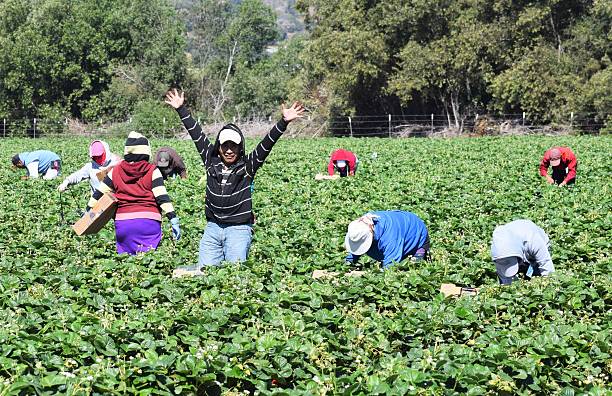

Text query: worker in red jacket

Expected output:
[328,149,358,177]
[539,146,577,186]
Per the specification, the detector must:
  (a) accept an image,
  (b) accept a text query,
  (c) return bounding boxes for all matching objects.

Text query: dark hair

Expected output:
[11,154,20,166]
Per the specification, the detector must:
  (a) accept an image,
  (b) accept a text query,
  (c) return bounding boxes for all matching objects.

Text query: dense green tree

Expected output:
[182,0,281,121]
[296,0,609,132]
[0,0,186,121]
[230,35,305,118]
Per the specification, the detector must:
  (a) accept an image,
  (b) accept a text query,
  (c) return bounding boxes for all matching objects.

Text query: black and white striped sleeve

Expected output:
[86,170,115,211]
[246,118,288,176]
[176,105,214,167]
[152,169,176,220]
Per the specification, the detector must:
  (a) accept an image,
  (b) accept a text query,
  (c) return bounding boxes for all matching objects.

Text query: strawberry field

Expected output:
[0,135,610,395]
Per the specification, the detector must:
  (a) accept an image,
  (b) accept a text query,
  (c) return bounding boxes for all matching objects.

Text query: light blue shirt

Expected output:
[491,219,555,276]
[19,150,60,175]
[346,210,429,268]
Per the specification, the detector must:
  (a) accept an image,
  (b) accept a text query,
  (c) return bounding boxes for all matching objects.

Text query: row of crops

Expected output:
[0,135,610,395]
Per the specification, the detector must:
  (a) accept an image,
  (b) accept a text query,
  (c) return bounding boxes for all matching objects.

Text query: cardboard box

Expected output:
[95,165,117,181]
[72,193,118,235]
[440,283,479,298]
[315,174,340,181]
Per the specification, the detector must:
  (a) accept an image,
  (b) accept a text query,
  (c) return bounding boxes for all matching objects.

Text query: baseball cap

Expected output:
[218,129,242,145]
[157,151,170,168]
[344,219,374,255]
[549,148,562,166]
[89,140,105,157]
[495,256,520,282]
[336,160,347,168]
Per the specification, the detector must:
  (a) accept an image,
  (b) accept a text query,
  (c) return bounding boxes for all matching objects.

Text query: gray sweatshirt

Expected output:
[491,219,555,276]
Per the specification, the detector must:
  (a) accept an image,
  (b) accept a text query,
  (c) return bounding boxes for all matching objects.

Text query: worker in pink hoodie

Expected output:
[539,146,577,186]
[58,140,122,195]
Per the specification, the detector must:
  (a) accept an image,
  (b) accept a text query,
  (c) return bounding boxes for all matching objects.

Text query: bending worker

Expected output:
[155,147,187,180]
[539,146,577,186]
[345,210,429,269]
[328,148,358,177]
[58,140,121,194]
[11,150,61,180]
[491,219,555,285]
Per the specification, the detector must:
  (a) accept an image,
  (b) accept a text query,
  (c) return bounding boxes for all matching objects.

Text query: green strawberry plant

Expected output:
[0,135,610,394]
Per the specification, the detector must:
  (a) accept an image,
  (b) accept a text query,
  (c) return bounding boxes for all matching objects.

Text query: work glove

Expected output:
[58,180,69,192]
[170,217,181,241]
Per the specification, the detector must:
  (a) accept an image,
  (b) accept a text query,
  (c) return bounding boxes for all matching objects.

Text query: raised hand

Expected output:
[165,89,185,109]
[281,102,305,123]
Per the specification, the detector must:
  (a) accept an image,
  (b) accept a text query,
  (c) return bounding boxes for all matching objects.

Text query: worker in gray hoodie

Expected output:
[491,219,555,285]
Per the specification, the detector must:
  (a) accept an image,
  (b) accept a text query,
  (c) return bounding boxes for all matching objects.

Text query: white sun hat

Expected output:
[344,219,374,255]
[218,128,242,144]
[336,160,347,168]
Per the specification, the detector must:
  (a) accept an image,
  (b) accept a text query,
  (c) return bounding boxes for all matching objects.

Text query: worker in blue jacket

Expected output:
[11,150,61,180]
[345,210,430,269]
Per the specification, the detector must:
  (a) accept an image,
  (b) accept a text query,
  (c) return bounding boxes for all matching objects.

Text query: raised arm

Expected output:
[165,89,214,167]
[245,102,305,176]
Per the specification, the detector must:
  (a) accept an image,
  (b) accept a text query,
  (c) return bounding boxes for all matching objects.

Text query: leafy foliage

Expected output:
[0,0,186,121]
[0,134,610,394]
[294,0,611,130]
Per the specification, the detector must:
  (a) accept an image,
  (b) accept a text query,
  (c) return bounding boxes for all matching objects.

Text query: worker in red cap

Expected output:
[328,149,358,177]
[539,146,577,186]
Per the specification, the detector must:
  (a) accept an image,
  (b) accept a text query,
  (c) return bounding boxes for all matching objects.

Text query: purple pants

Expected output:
[115,219,162,255]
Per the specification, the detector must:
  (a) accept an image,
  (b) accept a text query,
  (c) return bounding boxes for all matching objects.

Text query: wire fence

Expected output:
[0,112,608,138]
[328,113,608,137]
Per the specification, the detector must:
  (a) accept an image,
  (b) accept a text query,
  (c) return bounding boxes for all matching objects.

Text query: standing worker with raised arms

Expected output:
[165,88,305,273]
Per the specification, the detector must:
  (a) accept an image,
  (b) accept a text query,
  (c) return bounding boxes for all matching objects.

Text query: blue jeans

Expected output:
[199,221,253,266]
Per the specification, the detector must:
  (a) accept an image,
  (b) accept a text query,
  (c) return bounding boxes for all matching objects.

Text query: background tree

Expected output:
[0,0,186,122]
[295,0,610,132]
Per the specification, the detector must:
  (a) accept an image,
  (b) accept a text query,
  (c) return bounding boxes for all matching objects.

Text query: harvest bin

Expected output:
[72,193,118,235]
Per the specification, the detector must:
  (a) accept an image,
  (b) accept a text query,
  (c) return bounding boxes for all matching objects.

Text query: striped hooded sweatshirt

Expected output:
[175,105,287,225]
[86,132,176,221]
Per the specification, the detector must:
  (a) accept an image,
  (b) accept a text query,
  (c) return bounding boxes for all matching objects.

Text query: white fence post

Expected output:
[570,112,574,128]
[348,116,353,138]
[430,114,434,135]
[522,112,526,126]
[33,118,37,138]
[388,114,392,137]
[2,119,5,138]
